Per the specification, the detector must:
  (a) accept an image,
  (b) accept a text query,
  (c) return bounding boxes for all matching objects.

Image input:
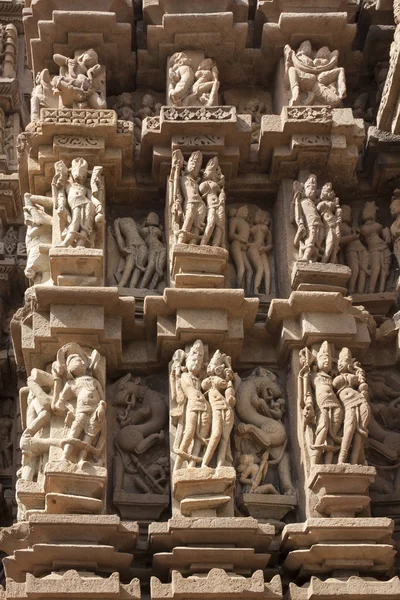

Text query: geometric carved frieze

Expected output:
[23,8,136,95]
[18,109,135,203]
[259,107,365,188]
[141,106,251,188]
[151,569,282,600]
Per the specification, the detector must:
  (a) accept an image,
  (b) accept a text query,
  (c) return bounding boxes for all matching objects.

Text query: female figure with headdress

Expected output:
[360,200,391,293]
[199,157,226,247]
[201,350,236,468]
[173,340,211,470]
[333,347,370,464]
[310,341,344,464]
[317,182,342,264]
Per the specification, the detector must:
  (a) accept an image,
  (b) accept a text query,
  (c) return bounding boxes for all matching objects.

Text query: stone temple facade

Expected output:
[2,0,400,598]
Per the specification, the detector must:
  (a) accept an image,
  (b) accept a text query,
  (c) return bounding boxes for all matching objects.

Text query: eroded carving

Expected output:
[235,368,295,496]
[228,205,273,296]
[112,212,166,292]
[108,374,169,517]
[168,53,219,107]
[284,41,346,107]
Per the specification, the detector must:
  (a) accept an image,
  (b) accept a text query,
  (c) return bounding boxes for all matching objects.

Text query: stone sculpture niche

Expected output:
[17,343,107,520]
[169,340,236,516]
[108,212,166,295]
[290,174,352,291]
[31,49,106,120]
[291,174,341,265]
[298,341,376,518]
[23,158,106,286]
[167,149,228,288]
[167,52,220,108]
[340,201,392,295]
[280,41,346,111]
[107,373,169,520]
[234,368,296,523]
[367,370,400,497]
[227,204,273,297]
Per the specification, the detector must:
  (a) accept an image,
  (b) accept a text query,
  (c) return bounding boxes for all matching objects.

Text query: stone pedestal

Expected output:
[308,464,376,518]
[171,244,228,288]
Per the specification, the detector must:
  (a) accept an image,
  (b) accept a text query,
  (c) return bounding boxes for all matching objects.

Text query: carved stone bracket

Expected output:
[267,291,371,363]
[23,8,135,94]
[145,288,259,361]
[18,110,134,203]
[141,106,251,187]
[259,107,365,188]
[13,286,135,374]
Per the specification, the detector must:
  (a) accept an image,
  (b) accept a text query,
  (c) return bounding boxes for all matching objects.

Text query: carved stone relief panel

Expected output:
[107,373,169,520]
[109,90,163,155]
[340,200,394,298]
[167,52,220,108]
[297,341,376,518]
[31,49,106,121]
[106,211,167,296]
[23,158,106,286]
[169,340,236,517]
[234,367,297,525]
[277,41,347,114]
[167,149,228,288]
[16,343,107,520]
[227,203,274,298]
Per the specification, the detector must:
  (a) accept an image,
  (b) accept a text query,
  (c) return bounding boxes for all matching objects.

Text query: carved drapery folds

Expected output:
[298,342,370,467]
[167,149,228,288]
[17,343,107,520]
[291,174,342,265]
[170,340,236,516]
[23,158,105,286]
